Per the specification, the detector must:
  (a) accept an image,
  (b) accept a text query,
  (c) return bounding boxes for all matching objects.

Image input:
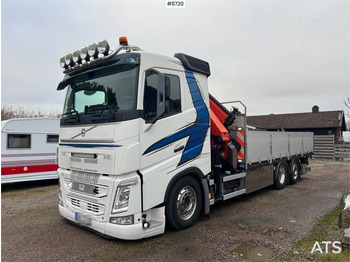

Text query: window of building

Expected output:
[47,134,59,143]
[7,134,31,149]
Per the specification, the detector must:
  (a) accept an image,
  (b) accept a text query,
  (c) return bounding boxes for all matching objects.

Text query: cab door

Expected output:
[139,68,188,211]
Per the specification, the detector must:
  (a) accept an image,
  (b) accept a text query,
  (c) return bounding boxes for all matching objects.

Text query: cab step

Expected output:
[223,188,246,200]
[222,172,246,182]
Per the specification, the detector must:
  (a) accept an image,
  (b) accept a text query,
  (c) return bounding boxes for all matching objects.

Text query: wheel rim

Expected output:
[279,165,286,184]
[292,161,299,180]
[176,186,197,220]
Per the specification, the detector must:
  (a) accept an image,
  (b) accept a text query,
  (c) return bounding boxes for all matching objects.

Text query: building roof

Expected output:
[247,110,346,130]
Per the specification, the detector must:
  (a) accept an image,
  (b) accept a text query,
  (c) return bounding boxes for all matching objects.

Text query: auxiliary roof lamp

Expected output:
[72,50,82,64]
[88,43,99,59]
[97,39,110,56]
[64,53,74,67]
[80,46,90,62]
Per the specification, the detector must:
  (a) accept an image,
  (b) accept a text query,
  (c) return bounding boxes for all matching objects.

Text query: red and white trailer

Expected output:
[1,118,60,184]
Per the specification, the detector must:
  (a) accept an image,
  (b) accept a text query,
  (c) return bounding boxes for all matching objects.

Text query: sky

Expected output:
[1,0,349,117]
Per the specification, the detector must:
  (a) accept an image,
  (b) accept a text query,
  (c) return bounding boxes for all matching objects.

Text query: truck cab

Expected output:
[57,37,212,239]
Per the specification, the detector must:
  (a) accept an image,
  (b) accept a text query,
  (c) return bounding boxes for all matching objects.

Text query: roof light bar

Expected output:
[59,37,142,72]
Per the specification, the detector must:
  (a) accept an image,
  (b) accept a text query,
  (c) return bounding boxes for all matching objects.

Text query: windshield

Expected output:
[62,64,139,124]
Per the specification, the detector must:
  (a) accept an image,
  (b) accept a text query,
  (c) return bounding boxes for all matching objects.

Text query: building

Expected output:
[247,106,347,144]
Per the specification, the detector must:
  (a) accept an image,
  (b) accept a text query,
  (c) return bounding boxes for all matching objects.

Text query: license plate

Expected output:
[72,182,95,194]
[75,212,92,226]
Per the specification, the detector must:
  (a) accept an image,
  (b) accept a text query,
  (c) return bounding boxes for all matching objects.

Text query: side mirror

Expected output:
[145,69,166,124]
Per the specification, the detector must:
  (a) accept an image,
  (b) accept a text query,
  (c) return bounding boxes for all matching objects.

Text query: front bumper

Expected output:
[59,204,165,240]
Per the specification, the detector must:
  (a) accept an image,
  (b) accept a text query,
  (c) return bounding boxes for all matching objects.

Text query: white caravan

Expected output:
[1,118,59,184]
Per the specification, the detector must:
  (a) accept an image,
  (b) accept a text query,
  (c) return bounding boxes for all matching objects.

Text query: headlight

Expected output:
[112,186,130,213]
[111,178,138,214]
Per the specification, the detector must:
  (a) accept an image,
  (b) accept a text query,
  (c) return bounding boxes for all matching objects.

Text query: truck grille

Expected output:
[67,195,105,215]
[87,203,100,213]
[71,198,80,208]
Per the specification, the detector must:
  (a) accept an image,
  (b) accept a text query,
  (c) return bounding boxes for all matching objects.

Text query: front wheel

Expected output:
[165,176,202,230]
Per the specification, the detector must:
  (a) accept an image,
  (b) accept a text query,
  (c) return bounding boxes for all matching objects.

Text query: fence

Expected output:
[334,144,350,160]
[314,135,350,160]
[314,135,334,159]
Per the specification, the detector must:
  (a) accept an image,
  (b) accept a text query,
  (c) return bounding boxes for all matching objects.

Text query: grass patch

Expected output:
[238,223,246,230]
[277,205,350,261]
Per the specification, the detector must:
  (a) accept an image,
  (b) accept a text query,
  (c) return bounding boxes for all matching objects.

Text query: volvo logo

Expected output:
[81,129,86,137]
[71,126,97,140]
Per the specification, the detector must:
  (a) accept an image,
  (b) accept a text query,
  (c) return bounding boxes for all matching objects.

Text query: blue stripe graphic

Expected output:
[144,70,209,166]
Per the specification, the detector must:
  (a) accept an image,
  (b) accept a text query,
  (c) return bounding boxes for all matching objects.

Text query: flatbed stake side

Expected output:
[57,37,313,240]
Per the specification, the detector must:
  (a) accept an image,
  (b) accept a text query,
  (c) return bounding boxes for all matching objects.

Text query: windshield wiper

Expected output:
[85,104,119,117]
[62,109,80,122]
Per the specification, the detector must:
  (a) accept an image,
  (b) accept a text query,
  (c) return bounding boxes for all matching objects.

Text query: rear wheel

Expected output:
[289,159,300,185]
[274,161,288,190]
[165,176,202,230]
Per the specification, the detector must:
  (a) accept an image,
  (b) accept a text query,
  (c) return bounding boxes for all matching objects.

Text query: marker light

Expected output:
[110,215,134,225]
[97,39,110,56]
[88,43,99,59]
[59,56,67,68]
[72,50,82,64]
[64,53,75,67]
[119,36,128,46]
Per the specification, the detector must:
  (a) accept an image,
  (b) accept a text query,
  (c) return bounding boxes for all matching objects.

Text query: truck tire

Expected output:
[165,176,202,230]
[289,159,300,185]
[274,161,288,190]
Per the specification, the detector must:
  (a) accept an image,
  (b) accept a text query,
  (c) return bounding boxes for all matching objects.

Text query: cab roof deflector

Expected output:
[174,53,211,77]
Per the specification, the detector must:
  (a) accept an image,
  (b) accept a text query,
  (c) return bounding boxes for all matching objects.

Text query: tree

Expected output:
[1,103,60,121]
[345,97,350,117]
[345,97,350,130]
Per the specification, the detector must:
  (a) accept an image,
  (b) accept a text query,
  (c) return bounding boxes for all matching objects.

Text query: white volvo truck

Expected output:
[57,37,313,240]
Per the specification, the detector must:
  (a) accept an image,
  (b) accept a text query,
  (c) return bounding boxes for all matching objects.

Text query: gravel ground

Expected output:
[1,160,350,261]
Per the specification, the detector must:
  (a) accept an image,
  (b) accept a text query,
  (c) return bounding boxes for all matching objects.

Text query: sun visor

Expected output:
[57,80,68,90]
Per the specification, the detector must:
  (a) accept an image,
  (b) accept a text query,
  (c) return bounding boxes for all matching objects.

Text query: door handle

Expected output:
[174,145,185,153]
